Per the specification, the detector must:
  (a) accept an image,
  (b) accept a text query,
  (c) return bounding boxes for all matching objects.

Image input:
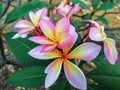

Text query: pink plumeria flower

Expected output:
[55,3,80,18]
[28,28,101,89]
[86,20,118,64]
[28,17,75,52]
[12,8,49,39]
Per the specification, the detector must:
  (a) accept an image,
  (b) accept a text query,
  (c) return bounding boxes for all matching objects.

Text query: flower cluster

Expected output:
[12,1,118,90]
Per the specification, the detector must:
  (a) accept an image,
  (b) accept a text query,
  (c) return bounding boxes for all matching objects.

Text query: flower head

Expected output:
[28,17,75,52]
[55,3,80,18]
[86,20,118,64]
[28,29,101,89]
[12,8,49,39]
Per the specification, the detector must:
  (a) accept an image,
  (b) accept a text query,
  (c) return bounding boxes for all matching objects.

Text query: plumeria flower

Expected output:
[12,8,49,39]
[28,17,75,52]
[85,20,118,64]
[55,3,80,18]
[28,28,101,89]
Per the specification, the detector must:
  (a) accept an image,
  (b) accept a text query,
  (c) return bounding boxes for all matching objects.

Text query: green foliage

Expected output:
[86,63,120,90]
[70,0,89,9]
[87,84,112,90]
[97,16,108,25]
[91,0,101,8]
[96,2,115,11]
[81,14,92,20]
[0,2,3,17]
[51,79,72,90]
[5,1,52,23]
[6,66,46,88]
[5,32,52,67]
[114,0,120,3]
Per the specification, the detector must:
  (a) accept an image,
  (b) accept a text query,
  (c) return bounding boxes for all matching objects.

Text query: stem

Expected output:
[0,35,7,61]
[47,0,52,17]
[0,0,11,18]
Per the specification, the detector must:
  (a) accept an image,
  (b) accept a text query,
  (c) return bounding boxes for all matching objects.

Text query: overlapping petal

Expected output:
[57,33,72,49]
[28,45,62,59]
[39,44,57,52]
[45,58,63,88]
[14,20,34,28]
[68,42,101,61]
[67,3,80,18]
[55,8,66,17]
[55,17,70,38]
[40,20,55,41]
[104,38,118,64]
[63,25,78,54]
[64,60,86,89]
[29,36,54,44]
[89,27,106,41]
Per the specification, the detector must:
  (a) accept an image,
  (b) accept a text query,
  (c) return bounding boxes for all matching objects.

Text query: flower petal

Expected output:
[57,33,72,49]
[55,7,66,17]
[68,42,101,61]
[89,27,106,41]
[104,38,118,64]
[64,60,86,90]
[67,3,80,18]
[45,58,63,88]
[29,36,54,44]
[12,33,28,39]
[14,20,34,28]
[84,20,101,29]
[18,28,32,34]
[55,17,70,38]
[40,20,55,41]
[63,25,78,54]
[39,44,57,52]
[28,45,61,59]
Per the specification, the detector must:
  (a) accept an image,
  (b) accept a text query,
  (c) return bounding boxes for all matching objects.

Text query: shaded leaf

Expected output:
[97,2,115,11]
[81,14,92,20]
[87,84,112,90]
[5,1,52,23]
[70,0,89,9]
[91,0,101,8]
[51,79,72,90]
[6,66,46,88]
[114,0,120,3]
[97,16,108,25]
[5,32,52,67]
[86,63,120,90]
[0,2,3,17]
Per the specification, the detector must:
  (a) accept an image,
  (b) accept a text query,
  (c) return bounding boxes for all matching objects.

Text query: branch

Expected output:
[0,0,11,18]
[47,0,52,17]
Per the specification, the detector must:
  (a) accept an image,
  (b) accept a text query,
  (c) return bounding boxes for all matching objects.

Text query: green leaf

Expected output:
[70,0,89,9]
[86,63,120,90]
[6,66,46,88]
[0,2,3,17]
[5,32,52,67]
[91,0,101,8]
[97,16,108,25]
[81,14,92,20]
[114,0,120,3]
[51,79,72,90]
[97,2,115,11]
[87,84,112,90]
[5,1,52,23]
